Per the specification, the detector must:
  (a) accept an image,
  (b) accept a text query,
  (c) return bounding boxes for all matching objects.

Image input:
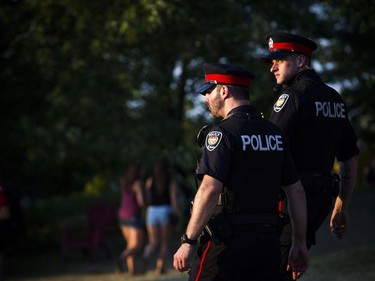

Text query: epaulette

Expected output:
[196,115,233,147]
[196,123,213,147]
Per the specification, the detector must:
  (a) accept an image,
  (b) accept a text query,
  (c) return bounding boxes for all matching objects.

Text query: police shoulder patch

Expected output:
[205,131,222,151]
[274,93,289,112]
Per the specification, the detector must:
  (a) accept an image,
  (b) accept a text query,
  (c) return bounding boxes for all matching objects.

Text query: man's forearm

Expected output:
[185,175,222,240]
[337,155,358,210]
[283,181,307,243]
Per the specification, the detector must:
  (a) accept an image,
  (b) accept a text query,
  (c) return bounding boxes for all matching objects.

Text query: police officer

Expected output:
[261,32,360,281]
[173,63,309,281]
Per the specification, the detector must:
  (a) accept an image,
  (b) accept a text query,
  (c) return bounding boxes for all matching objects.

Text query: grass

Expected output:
[6,243,375,281]
[6,187,375,281]
[303,245,375,281]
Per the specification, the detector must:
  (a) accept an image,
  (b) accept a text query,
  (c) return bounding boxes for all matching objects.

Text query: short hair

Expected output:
[227,85,249,100]
[290,53,312,68]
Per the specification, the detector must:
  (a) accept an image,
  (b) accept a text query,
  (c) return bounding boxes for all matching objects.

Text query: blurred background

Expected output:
[0,0,374,276]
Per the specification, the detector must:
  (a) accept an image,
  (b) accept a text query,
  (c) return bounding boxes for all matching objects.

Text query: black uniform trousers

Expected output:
[279,188,334,281]
[189,232,280,281]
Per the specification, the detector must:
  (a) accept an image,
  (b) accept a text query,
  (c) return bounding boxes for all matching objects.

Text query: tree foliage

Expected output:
[0,0,373,197]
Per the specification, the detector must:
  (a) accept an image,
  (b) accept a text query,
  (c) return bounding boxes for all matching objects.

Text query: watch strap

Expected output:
[181,233,197,245]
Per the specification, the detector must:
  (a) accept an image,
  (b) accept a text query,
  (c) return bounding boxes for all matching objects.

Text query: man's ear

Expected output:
[297,55,307,67]
[221,85,230,99]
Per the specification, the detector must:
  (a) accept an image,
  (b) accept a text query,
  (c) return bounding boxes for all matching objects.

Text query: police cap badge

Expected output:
[261,32,317,63]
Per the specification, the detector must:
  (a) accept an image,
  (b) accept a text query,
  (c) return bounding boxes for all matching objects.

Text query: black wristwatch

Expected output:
[180,234,197,245]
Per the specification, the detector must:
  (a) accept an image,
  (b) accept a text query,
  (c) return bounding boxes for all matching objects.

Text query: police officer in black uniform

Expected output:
[261,32,360,281]
[173,63,309,281]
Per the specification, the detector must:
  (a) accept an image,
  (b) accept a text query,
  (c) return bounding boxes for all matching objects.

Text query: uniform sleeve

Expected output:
[269,92,299,139]
[336,118,359,161]
[196,127,231,184]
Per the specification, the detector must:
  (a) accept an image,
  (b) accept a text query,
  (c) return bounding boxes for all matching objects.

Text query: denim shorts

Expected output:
[146,205,172,227]
[118,216,144,229]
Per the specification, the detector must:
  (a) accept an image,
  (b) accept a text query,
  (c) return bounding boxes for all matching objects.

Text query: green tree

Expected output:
[0,0,373,197]
[322,0,375,153]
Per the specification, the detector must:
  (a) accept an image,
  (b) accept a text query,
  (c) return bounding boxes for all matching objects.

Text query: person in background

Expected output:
[173,62,308,280]
[364,157,375,188]
[142,158,179,275]
[0,184,11,281]
[117,162,145,276]
[261,31,359,281]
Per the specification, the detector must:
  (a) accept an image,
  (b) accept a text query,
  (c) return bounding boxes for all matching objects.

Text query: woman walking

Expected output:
[117,162,145,276]
[142,158,179,275]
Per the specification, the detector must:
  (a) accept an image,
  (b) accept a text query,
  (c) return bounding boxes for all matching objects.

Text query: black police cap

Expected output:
[261,32,318,63]
[194,63,255,95]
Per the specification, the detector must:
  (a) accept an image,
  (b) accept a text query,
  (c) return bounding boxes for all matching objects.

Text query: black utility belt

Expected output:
[228,213,278,233]
[300,173,340,197]
[227,213,278,226]
[300,173,339,188]
[205,212,278,245]
[230,224,277,233]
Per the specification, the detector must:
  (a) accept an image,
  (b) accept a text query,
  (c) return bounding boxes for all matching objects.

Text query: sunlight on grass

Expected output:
[303,245,375,281]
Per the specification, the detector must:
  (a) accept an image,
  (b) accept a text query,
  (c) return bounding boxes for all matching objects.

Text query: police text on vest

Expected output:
[241,135,283,151]
[315,102,346,118]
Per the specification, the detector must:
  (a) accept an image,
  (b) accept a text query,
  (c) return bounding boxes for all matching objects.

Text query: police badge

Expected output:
[206,131,222,151]
[274,93,289,112]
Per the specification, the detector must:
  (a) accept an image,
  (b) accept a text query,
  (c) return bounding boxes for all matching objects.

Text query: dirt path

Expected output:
[6,187,375,281]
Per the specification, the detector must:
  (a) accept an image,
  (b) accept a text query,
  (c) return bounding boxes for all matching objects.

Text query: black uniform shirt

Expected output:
[270,70,359,175]
[196,105,299,214]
